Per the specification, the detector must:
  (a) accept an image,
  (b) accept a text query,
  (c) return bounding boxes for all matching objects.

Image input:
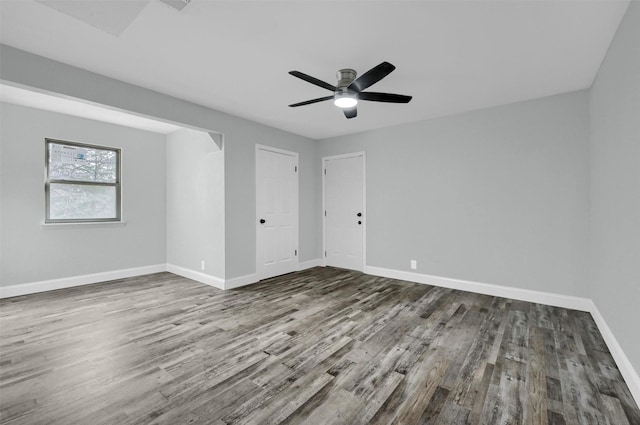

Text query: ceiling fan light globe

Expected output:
[334,96,358,109]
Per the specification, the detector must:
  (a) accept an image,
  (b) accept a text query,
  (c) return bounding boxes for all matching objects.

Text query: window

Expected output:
[45,138,121,223]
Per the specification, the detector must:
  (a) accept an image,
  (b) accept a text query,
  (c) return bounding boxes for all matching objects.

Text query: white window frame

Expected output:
[44,138,122,223]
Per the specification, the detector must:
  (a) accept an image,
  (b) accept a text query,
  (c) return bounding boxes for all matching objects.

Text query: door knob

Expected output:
[259,219,266,224]
[358,221,362,225]
[357,212,362,217]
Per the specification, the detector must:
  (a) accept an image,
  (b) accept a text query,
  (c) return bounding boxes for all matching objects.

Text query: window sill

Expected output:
[41,221,127,229]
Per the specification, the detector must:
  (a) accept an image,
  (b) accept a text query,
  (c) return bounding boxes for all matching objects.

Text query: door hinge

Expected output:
[324,210,326,217]
[295,249,297,256]
[324,169,326,175]
[295,165,297,172]
[325,250,327,257]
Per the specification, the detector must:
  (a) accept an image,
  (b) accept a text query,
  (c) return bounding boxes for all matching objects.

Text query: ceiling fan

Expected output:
[288,61,412,119]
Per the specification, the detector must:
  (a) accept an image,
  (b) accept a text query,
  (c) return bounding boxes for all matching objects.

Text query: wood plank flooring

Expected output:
[1,267,638,424]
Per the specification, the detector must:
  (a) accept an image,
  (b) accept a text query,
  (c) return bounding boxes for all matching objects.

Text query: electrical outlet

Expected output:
[410,260,417,270]
[201,260,205,271]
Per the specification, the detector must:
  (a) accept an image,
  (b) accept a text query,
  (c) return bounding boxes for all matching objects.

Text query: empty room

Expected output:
[0,1,638,424]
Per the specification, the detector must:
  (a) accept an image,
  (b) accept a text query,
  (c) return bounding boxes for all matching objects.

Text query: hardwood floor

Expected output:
[1,267,638,424]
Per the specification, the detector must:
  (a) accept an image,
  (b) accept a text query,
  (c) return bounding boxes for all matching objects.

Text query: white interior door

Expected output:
[256,145,299,280]
[324,153,365,271]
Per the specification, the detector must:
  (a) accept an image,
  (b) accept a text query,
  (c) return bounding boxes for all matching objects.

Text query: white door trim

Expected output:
[322,151,366,271]
[255,144,299,280]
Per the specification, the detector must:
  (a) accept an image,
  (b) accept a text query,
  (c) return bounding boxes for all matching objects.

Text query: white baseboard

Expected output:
[298,258,324,271]
[166,264,224,290]
[0,264,166,299]
[225,273,258,290]
[364,265,592,312]
[588,301,640,404]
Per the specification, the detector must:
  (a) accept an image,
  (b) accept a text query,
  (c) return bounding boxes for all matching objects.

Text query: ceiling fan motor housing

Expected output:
[336,69,357,88]
[335,69,358,98]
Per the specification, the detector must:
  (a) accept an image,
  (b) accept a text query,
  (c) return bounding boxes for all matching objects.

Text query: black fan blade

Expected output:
[289,96,334,107]
[358,92,412,103]
[348,62,396,93]
[289,71,336,92]
[343,107,357,119]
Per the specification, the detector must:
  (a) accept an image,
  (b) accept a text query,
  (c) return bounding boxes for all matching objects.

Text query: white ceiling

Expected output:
[0,84,182,134]
[0,0,630,140]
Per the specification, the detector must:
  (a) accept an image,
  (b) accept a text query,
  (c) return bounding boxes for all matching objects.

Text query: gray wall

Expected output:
[166,129,225,278]
[0,102,166,286]
[318,91,591,297]
[0,45,321,280]
[589,2,640,373]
